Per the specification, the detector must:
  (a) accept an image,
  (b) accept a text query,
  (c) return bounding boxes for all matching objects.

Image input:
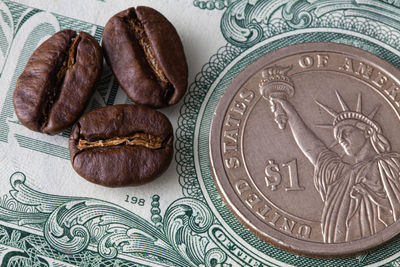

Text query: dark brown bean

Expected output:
[102,6,188,108]
[13,29,103,135]
[69,104,173,187]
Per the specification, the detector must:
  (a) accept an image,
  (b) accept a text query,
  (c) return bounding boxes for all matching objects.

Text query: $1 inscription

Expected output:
[265,159,304,191]
[210,43,400,256]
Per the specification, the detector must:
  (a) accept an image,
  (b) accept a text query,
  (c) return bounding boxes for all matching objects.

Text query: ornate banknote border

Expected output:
[178,0,400,266]
[0,172,231,267]
[2,0,400,266]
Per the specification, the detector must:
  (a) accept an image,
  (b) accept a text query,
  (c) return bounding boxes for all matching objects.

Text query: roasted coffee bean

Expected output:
[69,104,173,187]
[13,29,103,135]
[102,6,188,108]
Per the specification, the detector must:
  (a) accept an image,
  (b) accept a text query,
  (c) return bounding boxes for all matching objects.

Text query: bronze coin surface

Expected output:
[209,43,400,257]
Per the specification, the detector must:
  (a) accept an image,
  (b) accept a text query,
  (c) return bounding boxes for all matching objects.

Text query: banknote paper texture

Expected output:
[2,0,400,266]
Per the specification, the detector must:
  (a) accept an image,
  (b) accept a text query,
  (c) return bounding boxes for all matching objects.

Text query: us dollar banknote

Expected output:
[1,0,400,266]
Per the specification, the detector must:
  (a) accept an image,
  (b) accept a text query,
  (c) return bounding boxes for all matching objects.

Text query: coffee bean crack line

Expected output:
[40,34,81,129]
[77,132,166,150]
[125,14,174,99]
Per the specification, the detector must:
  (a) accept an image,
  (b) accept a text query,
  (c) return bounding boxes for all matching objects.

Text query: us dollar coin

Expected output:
[209,43,400,257]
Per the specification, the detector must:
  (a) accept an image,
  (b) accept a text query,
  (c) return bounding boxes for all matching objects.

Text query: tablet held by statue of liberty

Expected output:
[260,66,400,243]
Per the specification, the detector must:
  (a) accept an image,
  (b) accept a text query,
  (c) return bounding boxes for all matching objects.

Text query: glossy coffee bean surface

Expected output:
[102,6,188,108]
[13,29,103,135]
[69,104,173,187]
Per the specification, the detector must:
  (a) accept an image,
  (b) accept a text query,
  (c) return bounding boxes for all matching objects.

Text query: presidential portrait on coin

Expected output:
[259,65,400,244]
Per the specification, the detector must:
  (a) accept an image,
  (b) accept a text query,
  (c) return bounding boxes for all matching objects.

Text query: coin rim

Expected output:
[209,42,400,257]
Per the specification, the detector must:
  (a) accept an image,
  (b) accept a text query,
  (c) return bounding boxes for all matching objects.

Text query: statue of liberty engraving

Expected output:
[260,66,400,243]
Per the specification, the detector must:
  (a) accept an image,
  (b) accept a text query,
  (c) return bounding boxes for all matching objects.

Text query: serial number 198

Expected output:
[125,194,145,206]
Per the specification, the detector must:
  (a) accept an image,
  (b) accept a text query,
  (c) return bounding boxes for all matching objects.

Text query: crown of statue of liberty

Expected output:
[316,91,381,134]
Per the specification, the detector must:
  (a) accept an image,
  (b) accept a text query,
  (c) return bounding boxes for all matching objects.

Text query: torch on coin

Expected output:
[259,65,294,129]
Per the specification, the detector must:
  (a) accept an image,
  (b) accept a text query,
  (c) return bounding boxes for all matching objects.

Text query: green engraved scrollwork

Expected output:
[219,0,400,48]
[220,0,269,48]
[282,0,314,28]
[176,44,243,200]
[205,248,227,267]
[0,172,229,267]
[163,198,213,266]
[283,0,400,29]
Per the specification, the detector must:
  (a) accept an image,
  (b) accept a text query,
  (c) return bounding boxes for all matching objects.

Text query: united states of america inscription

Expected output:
[210,43,400,257]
